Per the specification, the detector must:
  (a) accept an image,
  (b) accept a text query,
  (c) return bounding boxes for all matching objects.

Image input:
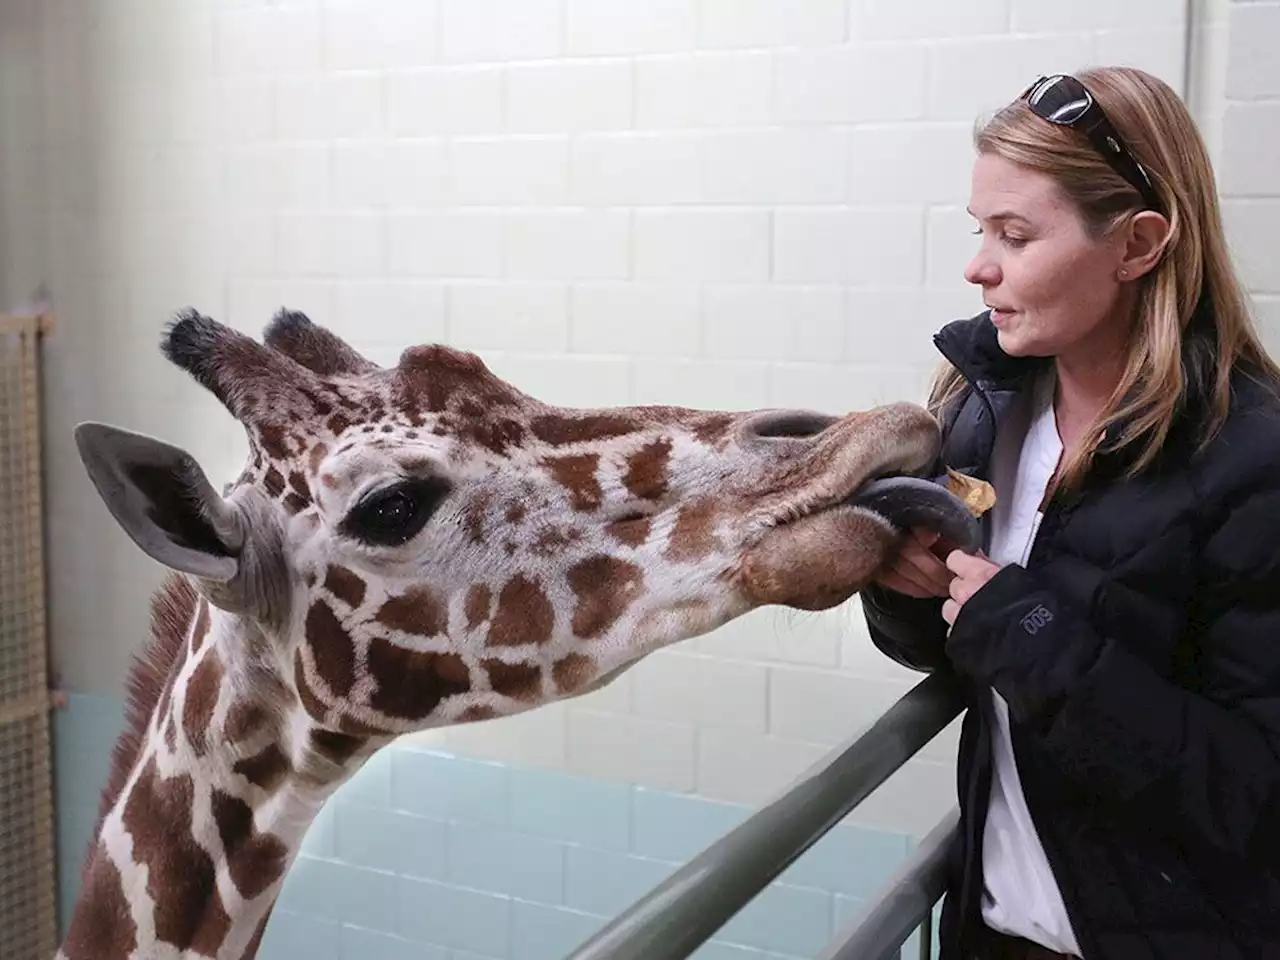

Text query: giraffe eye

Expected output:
[343,477,451,547]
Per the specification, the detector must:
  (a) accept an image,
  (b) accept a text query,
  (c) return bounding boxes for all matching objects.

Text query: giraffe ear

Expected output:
[74,422,244,582]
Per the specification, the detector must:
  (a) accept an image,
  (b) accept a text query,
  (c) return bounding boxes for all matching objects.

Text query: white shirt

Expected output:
[978,371,1083,957]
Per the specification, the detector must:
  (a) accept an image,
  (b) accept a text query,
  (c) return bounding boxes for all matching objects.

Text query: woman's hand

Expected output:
[871,527,956,599]
[942,549,1004,625]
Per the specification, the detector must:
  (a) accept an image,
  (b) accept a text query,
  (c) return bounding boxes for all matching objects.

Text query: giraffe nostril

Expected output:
[746,411,839,440]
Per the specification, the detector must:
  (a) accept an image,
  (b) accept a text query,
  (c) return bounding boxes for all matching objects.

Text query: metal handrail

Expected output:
[817,808,959,960]
[566,669,966,960]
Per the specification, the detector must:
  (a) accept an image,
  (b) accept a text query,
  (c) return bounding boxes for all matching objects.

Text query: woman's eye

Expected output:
[343,477,451,547]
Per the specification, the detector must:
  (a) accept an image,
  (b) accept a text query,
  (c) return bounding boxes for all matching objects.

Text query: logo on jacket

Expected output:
[1020,604,1054,635]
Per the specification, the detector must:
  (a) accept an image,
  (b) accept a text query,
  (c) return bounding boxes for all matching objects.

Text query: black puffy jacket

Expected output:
[861,310,1280,959]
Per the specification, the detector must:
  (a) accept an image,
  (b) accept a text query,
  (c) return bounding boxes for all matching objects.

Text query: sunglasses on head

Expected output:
[1020,74,1163,213]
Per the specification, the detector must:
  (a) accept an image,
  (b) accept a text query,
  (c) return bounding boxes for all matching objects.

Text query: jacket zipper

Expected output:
[1010,721,1103,960]
[935,334,1100,958]
[932,331,1001,956]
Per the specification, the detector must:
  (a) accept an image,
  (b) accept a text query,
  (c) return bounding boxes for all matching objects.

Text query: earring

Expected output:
[1118,268,1129,279]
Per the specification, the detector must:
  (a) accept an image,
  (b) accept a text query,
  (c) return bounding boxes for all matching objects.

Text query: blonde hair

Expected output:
[931,66,1280,494]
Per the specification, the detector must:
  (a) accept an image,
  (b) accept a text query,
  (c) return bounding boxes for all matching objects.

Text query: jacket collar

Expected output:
[933,309,1218,484]
[932,309,1051,394]
[930,309,1137,487]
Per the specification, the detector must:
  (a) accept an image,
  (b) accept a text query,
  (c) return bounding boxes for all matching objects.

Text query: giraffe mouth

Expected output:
[842,474,982,552]
[740,471,980,612]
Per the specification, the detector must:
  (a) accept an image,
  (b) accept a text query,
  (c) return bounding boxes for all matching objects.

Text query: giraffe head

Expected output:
[75,309,974,737]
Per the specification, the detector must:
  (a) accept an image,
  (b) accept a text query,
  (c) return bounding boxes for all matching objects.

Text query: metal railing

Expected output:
[567,669,966,960]
[817,807,958,960]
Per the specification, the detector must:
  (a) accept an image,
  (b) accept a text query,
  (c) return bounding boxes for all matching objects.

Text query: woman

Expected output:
[862,67,1280,959]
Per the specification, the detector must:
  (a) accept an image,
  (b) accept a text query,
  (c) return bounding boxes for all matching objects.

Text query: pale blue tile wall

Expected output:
[53,694,937,959]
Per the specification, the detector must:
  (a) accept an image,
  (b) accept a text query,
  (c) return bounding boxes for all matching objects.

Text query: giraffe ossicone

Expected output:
[58,308,973,959]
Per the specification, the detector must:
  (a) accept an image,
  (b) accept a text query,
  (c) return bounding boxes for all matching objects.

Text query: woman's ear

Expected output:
[1117,210,1172,282]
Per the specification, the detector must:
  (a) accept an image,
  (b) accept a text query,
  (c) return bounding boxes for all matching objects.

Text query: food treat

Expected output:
[945,468,997,518]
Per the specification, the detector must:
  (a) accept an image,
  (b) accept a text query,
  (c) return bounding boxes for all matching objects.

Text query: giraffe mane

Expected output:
[86,572,199,882]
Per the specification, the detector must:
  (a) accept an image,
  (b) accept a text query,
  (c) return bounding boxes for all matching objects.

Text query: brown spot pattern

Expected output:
[376,587,446,637]
[489,575,555,646]
[225,699,268,743]
[62,845,137,960]
[324,565,367,609]
[263,466,286,498]
[567,556,645,638]
[533,528,578,556]
[284,493,309,514]
[607,516,652,547]
[465,584,492,629]
[366,636,472,719]
[191,601,211,652]
[288,471,312,503]
[545,453,603,510]
[182,653,222,754]
[396,344,519,417]
[306,600,355,696]
[667,500,722,562]
[336,712,391,736]
[470,417,527,455]
[294,652,328,721]
[692,412,736,445]
[485,659,543,701]
[463,491,492,544]
[211,789,290,900]
[553,653,596,694]
[623,438,672,500]
[257,423,290,459]
[154,666,178,733]
[506,502,527,523]
[122,759,233,953]
[530,413,639,446]
[308,442,329,473]
[459,705,499,722]
[234,743,291,792]
[310,728,367,765]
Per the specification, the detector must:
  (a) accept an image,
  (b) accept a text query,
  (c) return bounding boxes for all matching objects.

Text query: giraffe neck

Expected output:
[58,588,381,960]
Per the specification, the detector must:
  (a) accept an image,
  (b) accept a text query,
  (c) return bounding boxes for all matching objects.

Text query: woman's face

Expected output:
[964,152,1131,360]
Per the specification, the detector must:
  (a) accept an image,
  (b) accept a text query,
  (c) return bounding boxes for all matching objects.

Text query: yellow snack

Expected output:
[946,468,997,518]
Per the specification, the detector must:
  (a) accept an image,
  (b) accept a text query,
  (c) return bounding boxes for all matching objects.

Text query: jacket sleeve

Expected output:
[860,582,951,673]
[946,476,1280,866]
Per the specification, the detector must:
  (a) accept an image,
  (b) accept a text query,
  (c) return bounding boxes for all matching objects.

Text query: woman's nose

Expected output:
[964,249,999,287]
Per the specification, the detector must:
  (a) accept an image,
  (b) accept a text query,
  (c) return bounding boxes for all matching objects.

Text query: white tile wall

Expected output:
[2,0,1228,836]
[1221,0,1280,353]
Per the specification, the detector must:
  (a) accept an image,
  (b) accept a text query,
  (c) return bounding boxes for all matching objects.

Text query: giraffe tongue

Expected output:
[845,475,982,552]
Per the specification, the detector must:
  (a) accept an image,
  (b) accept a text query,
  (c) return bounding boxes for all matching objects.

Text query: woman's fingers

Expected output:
[899,545,954,594]
[875,565,937,598]
[872,527,959,598]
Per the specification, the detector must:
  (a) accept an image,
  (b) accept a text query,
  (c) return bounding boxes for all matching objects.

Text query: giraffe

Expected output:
[57,307,978,960]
